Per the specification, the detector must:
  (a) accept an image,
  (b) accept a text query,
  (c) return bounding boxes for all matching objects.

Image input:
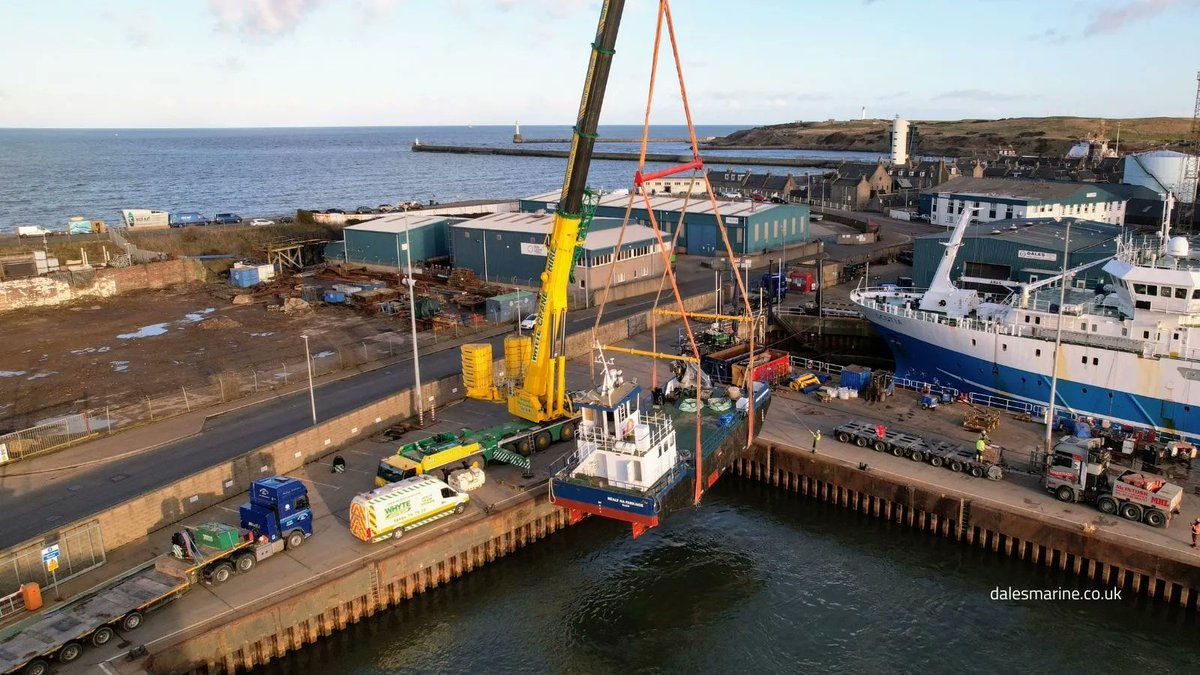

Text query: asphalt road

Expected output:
[0,278,713,548]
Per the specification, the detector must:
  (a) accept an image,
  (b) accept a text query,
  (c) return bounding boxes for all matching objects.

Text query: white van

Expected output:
[349,475,469,543]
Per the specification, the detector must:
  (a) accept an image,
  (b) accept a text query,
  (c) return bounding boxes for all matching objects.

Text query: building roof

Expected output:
[916,217,1122,251]
[582,224,659,251]
[343,214,453,234]
[451,211,557,235]
[1100,183,1164,201]
[836,162,884,181]
[922,176,1120,202]
[522,190,794,218]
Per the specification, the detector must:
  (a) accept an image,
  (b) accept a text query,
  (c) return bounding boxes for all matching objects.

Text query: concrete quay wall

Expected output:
[741,440,1200,607]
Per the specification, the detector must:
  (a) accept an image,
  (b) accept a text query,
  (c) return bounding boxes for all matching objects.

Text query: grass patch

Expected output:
[126,222,341,259]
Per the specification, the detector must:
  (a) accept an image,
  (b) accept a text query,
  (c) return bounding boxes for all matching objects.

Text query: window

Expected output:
[295,496,310,510]
[441,488,453,498]
[1133,283,1147,295]
[754,223,760,241]
[1074,279,1085,289]
[1092,357,1098,365]
[1002,344,1007,351]
[1024,316,1030,323]
[1158,286,1171,297]
[1035,316,1041,325]
[971,339,976,346]
[1193,289,1200,299]
[1050,454,1074,470]
[1175,288,1187,299]
[579,278,586,289]
[1081,356,1088,364]
[1144,331,1151,339]
[1036,349,1042,357]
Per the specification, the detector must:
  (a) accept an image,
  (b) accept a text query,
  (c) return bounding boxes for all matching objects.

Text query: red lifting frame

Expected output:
[633,157,704,187]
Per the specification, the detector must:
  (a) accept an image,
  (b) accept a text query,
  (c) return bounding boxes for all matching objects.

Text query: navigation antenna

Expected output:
[1179,71,1200,230]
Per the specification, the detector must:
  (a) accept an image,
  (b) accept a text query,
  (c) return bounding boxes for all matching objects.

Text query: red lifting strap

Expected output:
[633,157,704,186]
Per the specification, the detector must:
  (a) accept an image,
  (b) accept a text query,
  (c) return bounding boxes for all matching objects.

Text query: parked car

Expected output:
[378,204,394,213]
[281,215,295,224]
[811,213,824,221]
[326,208,345,214]
[170,212,209,227]
[249,218,275,227]
[519,314,537,331]
[719,191,739,199]
[213,213,242,225]
[751,194,766,202]
[769,196,787,204]
[355,206,374,214]
[896,250,914,265]
[910,213,930,223]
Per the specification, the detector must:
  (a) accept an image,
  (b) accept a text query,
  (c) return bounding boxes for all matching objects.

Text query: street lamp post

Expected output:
[402,207,425,425]
[301,334,316,425]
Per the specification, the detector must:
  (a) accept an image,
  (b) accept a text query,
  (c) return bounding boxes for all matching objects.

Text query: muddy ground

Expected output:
[0,283,412,430]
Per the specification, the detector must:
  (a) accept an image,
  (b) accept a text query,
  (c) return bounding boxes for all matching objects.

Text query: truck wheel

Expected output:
[210,562,234,584]
[286,530,305,550]
[122,611,144,631]
[24,658,50,675]
[948,460,963,473]
[1096,496,1118,514]
[873,440,887,452]
[454,502,465,515]
[1143,508,1167,528]
[391,527,405,540]
[855,437,868,448]
[909,450,924,462]
[889,445,903,457]
[534,431,553,452]
[1055,486,1075,502]
[929,455,944,468]
[234,552,257,573]
[1119,502,1142,522]
[91,626,115,647]
[559,422,575,441]
[836,431,850,443]
[969,466,984,478]
[58,642,84,663]
[516,438,533,456]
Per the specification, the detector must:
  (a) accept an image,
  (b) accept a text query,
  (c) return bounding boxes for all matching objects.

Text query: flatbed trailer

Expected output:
[832,421,1003,480]
[0,566,186,675]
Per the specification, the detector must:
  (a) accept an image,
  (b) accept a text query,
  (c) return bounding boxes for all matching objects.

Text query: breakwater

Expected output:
[411,143,841,169]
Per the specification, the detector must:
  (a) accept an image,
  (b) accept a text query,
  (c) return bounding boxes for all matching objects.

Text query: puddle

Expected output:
[111,361,130,372]
[249,332,275,337]
[313,351,335,359]
[26,371,58,380]
[184,308,216,322]
[0,371,27,378]
[117,323,169,339]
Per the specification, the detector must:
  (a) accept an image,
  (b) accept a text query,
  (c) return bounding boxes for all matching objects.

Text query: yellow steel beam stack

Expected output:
[461,344,499,401]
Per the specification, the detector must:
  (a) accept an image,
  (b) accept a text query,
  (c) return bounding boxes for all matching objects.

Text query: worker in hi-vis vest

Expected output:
[975,436,986,462]
[812,429,821,454]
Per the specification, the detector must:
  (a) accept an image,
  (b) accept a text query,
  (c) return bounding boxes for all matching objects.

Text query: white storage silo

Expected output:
[1123,150,1197,203]
[891,116,910,165]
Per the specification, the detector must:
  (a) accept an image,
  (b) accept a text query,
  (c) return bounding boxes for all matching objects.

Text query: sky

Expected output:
[0,0,1198,128]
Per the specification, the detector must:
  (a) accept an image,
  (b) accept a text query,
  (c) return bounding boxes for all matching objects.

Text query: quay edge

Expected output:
[146,491,570,674]
[739,439,1200,608]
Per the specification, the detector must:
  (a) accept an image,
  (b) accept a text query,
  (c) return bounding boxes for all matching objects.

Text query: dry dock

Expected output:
[18,322,1200,674]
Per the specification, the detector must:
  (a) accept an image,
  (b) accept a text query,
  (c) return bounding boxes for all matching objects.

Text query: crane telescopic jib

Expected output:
[508,0,625,424]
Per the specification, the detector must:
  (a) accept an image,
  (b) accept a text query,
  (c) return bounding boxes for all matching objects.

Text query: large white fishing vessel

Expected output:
[851,209,1200,441]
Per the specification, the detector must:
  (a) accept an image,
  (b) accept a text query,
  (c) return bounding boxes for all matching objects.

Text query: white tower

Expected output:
[860,106,866,120]
[891,115,910,166]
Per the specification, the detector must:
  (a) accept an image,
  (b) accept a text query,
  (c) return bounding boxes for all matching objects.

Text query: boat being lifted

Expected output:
[549,351,770,536]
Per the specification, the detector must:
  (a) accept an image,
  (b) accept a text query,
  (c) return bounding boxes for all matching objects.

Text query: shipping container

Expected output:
[485,291,535,323]
[839,365,872,392]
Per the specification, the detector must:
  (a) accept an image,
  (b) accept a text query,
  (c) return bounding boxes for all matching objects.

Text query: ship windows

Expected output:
[1082,387,1088,394]
[1081,356,1087,364]
[1144,331,1151,339]
[1024,316,1030,323]
[1134,284,1149,295]
[1175,288,1187,299]
[1035,317,1041,325]
[1093,357,1099,365]
[1002,344,1007,351]
[1036,349,1042,357]
[1193,289,1200,299]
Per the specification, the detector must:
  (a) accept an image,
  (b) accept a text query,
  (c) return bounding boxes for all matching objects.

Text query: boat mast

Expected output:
[1043,219,1072,456]
[917,205,977,316]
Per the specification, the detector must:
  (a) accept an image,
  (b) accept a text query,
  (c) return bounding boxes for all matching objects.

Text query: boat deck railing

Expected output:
[574,412,675,458]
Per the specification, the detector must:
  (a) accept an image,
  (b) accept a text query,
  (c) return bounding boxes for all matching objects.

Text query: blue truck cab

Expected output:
[170,212,209,227]
[239,476,313,547]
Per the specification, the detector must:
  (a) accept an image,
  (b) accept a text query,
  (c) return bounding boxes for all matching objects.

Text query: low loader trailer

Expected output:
[0,477,313,675]
[832,421,1004,480]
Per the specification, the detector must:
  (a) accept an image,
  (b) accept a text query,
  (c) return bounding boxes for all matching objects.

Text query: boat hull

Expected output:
[861,304,1199,440]
[549,393,771,533]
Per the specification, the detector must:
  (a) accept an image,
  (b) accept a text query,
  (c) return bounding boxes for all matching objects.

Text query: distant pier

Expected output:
[411,143,841,169]
[513,136,689,144]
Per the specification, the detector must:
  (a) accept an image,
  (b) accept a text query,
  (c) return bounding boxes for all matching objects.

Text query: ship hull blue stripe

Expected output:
[871,323,1199,440]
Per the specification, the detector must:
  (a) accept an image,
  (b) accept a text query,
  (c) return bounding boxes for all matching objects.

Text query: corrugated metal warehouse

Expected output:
[518,191,810,256]
[912,218,1121,289]
[329,214,460,268]
[450,211,665,291]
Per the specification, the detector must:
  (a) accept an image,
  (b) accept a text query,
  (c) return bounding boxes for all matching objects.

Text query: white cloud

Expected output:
[1083,0,1198,36]
[209,0,323,37]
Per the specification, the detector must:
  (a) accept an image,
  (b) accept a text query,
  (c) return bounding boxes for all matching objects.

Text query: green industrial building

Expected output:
[912,218,1121,289]
[518,190,810,256]
[324,214,460,268]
